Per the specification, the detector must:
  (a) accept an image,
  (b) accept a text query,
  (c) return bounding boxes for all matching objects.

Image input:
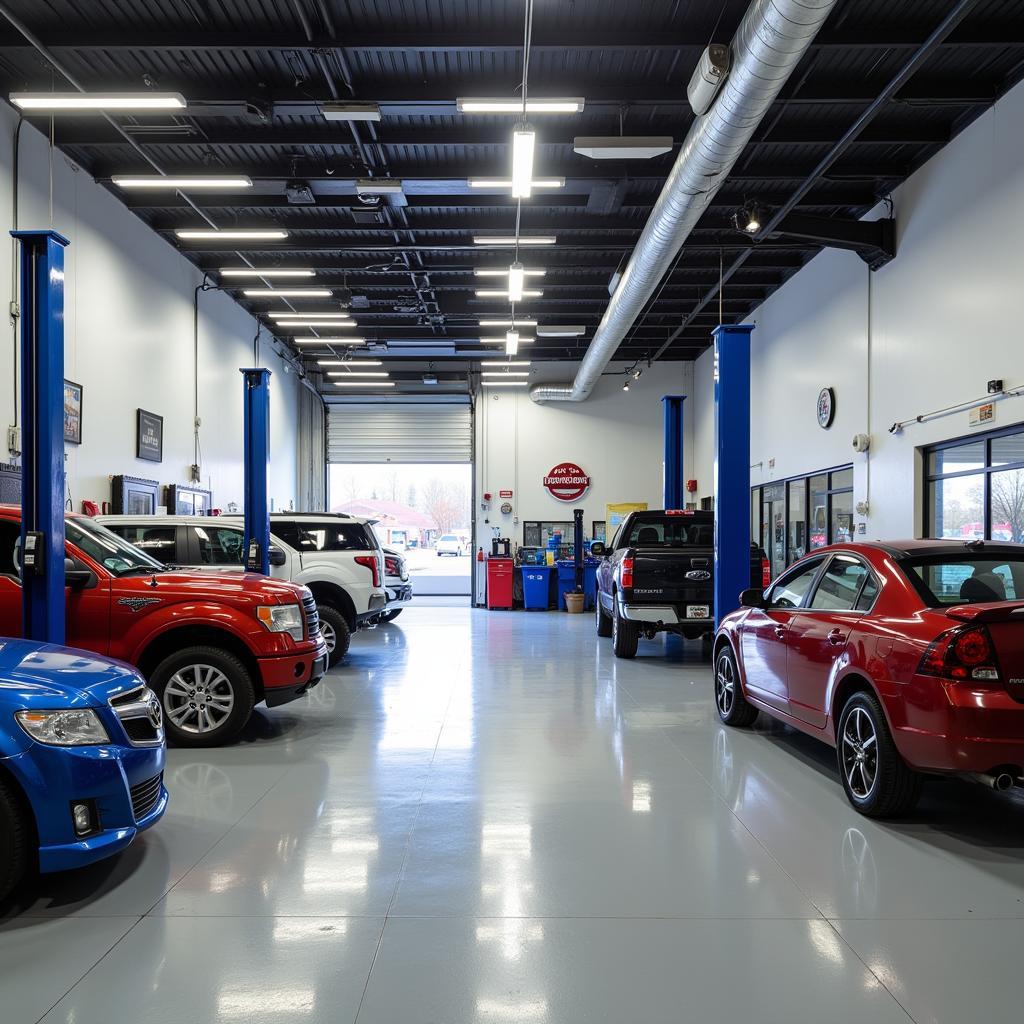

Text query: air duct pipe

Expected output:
[530,0,839,404]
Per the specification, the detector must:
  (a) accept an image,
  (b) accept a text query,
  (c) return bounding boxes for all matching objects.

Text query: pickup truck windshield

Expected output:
[623,516,713,547]
[67,518,166,576]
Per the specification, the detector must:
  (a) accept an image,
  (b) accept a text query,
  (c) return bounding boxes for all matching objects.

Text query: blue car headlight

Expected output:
[15,708,111,746]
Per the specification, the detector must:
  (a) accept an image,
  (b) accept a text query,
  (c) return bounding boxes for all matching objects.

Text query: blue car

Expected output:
[0,638,168,902]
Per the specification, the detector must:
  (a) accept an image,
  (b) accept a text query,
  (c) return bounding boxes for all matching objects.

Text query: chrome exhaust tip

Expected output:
[969,771,1015,791]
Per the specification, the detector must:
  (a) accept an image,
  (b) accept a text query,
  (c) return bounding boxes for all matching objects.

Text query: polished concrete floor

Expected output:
[3,598,1024,1023]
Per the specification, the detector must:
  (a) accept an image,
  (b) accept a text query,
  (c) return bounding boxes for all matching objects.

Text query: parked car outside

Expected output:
[98,512,387,666]
[0,639,168,902]
[436,534,466,557]
[714,540,1024,817]
[0,508,327,747]
[373,547,413,622]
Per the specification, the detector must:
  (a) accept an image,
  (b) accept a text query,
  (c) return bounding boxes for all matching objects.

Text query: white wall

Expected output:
[0,106,301,512]
[475,360,691,546]
[691,76,1024,541]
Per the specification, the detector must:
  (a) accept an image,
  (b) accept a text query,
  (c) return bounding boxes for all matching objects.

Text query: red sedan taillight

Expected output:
[918,624,1001,683]
[761,557,771,589]
[621,557,634,590]
[354,555,380,588]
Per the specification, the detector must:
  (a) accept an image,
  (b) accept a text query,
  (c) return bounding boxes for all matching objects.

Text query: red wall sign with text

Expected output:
[543,462,591,502]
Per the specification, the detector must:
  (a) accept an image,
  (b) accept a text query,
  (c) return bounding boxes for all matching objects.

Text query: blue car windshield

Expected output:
[67,518,166,576]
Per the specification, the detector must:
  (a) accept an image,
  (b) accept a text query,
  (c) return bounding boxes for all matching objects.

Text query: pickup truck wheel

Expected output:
[0,775,30,904]
[612,600,639,659]
[318,605,351,666]
[715,647,758,727]
[595,594,612,637]
[152,647,255,748]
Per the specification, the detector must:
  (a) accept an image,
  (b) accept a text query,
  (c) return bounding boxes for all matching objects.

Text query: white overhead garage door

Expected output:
[326,401,472,464]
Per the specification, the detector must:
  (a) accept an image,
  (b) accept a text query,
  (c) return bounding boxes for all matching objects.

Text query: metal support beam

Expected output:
[713,324,753,630]
[662,396,686,510]
[12,229,70,644]
[772,215,896,270]
[241,368,272,577]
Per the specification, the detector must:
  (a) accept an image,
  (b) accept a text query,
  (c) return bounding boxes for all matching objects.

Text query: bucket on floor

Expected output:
[564,591,585,614]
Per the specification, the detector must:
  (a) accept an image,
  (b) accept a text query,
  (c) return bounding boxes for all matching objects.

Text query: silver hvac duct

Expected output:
[529,0,839,403]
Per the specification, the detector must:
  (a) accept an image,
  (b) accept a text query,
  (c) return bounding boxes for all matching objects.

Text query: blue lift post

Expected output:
[12,230,70,645]
[662,395,686,509]
[240,368,272,577]
[712,324,754,629]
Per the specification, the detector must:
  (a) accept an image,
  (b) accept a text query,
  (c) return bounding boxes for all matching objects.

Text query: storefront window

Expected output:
[787,479,806,562]
[809,474,828,550]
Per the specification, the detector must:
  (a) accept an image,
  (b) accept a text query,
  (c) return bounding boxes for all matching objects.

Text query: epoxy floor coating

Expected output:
[3,599,1024,1023]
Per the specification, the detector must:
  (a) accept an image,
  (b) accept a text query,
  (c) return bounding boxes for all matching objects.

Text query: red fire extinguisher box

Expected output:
[486,558,515,610]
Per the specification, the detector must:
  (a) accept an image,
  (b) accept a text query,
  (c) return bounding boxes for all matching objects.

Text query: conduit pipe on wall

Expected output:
[529,0,839,404]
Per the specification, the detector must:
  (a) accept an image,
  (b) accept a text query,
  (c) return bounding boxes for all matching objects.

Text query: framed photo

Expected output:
[112,475,159,515]
[136,408,163,463]
[63,380,83,445]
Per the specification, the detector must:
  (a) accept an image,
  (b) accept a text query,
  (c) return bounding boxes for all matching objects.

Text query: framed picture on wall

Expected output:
[63,380,83,445]
[136,409,163,463]
[112,475,159,515]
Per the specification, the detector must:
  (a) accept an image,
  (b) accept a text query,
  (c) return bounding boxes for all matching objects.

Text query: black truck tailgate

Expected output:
[631,547,713,604]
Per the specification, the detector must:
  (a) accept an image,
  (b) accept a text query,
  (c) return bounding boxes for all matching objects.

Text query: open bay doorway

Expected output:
[330,463,472,596]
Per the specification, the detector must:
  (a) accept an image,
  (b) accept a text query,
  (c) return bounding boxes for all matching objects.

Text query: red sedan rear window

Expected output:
[902,556,1024,606]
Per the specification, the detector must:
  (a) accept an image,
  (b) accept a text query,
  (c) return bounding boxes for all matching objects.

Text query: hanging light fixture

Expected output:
[505,331,520,356]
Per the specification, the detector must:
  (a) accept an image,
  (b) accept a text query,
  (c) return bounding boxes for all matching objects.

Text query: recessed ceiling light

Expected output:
[473,235,556,246]
[468,178,564,189]
[474,268,545,277]
[481,371,530,377]
[219,268,315,277]
[536,325,586,337]
[334,380,396,387]
[479,319,537,327]
[480,380,530,387]
[317,359,382,366]
[242,288,332,297]
[474,289,543,298]
[457,97,585,114]
[320,103,381,122]
[11,91,186,111]
[355,179,403,194]
[325,371,390,377]
[573,136,674,160]
[175,229,288,240]
[112,175,252,189]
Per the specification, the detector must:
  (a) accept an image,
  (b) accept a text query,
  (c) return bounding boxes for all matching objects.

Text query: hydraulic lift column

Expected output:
[712,324,753,629]
[240,367,271,577]
[662,395,686,509]
[12,229,70,644]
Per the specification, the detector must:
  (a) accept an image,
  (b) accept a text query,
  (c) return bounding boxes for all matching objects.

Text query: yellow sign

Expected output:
[606,502,648,532]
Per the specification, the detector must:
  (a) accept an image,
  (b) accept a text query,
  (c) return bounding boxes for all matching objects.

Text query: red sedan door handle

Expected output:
[827,628,845,646]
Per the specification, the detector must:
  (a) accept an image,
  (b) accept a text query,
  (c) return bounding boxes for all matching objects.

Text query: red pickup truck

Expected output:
[0,507,328,747]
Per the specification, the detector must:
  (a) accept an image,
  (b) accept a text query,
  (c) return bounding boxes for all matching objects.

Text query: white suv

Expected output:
[97,513,387,666]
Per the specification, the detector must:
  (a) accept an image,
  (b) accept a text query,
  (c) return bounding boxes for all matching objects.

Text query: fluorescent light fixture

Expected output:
[474,268,545,277]
[473,235,556,246]
[242,288,331,297]
[175,229,287,240]
[537,324,586,337]
[355,178,403,195]
[479,318,536,327]
[334,380,396,387]
[268,311,351,320]
[481,336,534,344]
[475,289,543,298]
[505,330,519,356]
[482,371,529,377]
[468,177,564,189]
[508,262,526,302]
[481,380,530,387]
[457,97,585,114]
[219,268,315,278]
[11,91,186,111]
[320,102,381,122]
[112,175,252,189]
[480,360,531,366]
[573,136,674,160]
[293,337,366,344]
[326,371,389,377]
[511,128,536,199]
[317,359,382,366]
[277,322,363,330]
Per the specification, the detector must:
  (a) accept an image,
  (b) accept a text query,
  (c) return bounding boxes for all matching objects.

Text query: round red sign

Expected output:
[543,462,591,502]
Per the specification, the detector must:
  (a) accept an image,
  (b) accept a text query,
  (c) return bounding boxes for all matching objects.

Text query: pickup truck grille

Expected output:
[130,772,163,820]
[109,686,163,746]
[302,594,320,639]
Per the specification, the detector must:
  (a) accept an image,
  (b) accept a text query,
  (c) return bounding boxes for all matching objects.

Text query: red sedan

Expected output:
[714,540,1024,817]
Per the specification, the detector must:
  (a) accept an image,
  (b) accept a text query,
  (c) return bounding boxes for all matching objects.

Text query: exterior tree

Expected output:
[991,470,1024,541]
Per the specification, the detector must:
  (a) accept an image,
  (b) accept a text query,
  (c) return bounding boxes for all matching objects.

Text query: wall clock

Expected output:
[817,387,835,429]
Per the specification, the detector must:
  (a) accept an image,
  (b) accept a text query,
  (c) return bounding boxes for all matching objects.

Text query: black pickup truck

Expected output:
[592,509,770,658]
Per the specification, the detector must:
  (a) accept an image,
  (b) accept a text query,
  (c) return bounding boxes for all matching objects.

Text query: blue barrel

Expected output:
[557,558,601,610]
[521,565,554,610]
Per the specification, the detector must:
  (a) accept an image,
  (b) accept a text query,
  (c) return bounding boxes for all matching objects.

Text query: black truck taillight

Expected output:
[621,556,634,590]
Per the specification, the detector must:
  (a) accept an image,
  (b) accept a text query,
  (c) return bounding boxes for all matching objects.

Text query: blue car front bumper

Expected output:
[3,739,167,874]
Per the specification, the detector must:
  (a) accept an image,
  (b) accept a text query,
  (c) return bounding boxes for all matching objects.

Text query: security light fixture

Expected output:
[573,137,673,160]
[623,380,631,392]
[242,288,332,297]
[355,179,403,195]
[175,229,288,240]
[468,177,564,189]
[733,202,764,235]
[474,289,543,298]
[473,236,556,246]
[112,175,252,189]
[334,380,396,387]
[479,319,537,327]
[511,128,536,199]
[219,268,315,278]
[457,97,585,114]
[11,91,187,111]
[481,380,530,387]
[474,268,545,277]
[320,102,382,122]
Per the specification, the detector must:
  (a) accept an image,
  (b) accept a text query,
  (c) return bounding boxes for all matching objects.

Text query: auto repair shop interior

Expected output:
[1,1,1024,1022]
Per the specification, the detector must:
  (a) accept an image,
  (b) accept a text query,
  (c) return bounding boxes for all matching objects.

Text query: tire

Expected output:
[380,608,403,622]
[595,592,612,637]
[837,691,922,818]
[612,598,639,659]
[714,645,758,727]
[318,605,351,667]
[0,774,30,904]
[151,646,256,748]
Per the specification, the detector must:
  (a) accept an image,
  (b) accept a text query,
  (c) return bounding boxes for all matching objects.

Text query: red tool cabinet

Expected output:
[485,558,514,610]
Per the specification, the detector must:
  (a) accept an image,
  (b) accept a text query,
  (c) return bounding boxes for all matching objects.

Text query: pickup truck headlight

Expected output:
[256,603,304,642]
[16,708,110,746]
